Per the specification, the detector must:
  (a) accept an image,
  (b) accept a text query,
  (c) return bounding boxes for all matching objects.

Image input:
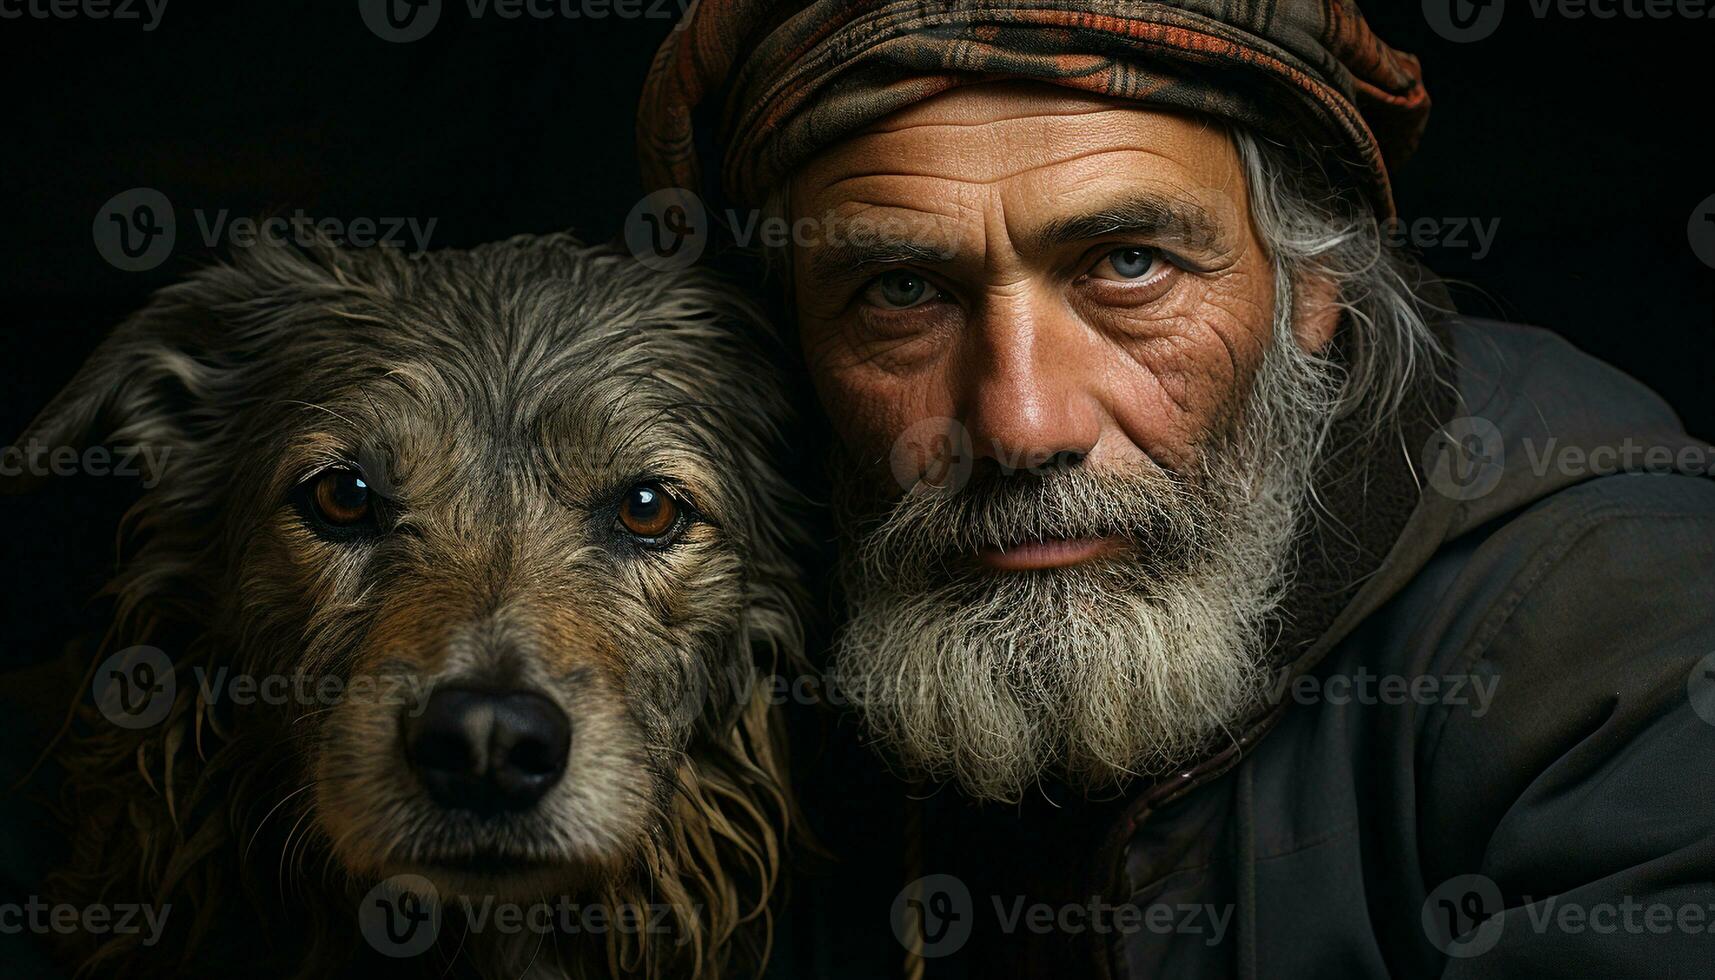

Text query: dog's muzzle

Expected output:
[403,687,571,814]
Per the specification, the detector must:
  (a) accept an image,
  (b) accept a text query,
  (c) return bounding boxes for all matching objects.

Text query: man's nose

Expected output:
[404,687,571,814]
[953,302,1101,473]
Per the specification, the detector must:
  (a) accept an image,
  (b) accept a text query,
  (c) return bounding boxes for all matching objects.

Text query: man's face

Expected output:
[792,82,1309,522]
[789,83,1338,801]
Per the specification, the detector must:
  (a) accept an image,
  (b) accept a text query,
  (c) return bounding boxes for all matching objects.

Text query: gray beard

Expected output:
[827,326,1338,802]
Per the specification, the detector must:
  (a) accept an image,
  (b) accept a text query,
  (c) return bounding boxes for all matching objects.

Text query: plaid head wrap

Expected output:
[637,0,1430,218]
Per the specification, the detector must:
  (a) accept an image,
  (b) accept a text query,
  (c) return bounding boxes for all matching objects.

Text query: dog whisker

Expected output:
[515,892,551,980]
[244,782,316,864]
[277,803,318,902]
[438,912,471,979]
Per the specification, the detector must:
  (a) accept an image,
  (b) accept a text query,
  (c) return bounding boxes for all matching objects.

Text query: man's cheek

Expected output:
[1097,311,1270,469]
[799,320,875,426]
[1197,267,1276,348]
[1155,273,1273,391]
[808,361,919,464]
[826,388,971,501]
[1101,351,1221,474]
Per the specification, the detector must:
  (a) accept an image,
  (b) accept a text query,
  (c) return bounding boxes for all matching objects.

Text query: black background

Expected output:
[2,4,1712,651]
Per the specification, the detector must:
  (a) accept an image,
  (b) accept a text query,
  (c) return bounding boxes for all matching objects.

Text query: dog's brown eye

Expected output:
[618,482,679,540]
[310,469,372,526]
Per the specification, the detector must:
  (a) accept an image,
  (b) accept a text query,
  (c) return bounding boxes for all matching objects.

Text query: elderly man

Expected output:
[638,3,1715,977]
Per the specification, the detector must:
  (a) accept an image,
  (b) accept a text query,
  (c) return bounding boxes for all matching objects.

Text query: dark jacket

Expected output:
[773,317,1715,979]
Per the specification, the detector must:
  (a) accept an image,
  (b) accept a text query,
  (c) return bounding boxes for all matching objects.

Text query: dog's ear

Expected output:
[4,240,370,495]
[3,280,231,495]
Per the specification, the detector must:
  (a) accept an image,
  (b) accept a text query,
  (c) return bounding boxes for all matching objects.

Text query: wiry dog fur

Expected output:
[15,234,806,978]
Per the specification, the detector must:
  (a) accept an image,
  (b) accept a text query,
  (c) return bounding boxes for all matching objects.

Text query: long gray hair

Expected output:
[1231,127,1448,453]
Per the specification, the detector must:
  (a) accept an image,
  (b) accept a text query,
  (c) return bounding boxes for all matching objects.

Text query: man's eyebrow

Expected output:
[1027,195,1228,253]
[803,236,958,284]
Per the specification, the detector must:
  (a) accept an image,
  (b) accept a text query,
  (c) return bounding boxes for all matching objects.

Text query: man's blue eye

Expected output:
[1105,247,1158,279]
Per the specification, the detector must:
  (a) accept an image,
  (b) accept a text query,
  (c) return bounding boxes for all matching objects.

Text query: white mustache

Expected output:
[839,460,1223,584]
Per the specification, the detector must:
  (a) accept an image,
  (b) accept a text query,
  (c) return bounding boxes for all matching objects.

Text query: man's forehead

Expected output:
[794,81,1239,192]
[788,83,1247,275]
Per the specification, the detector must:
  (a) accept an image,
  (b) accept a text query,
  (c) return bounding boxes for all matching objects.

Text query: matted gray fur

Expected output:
[14,233,805,978]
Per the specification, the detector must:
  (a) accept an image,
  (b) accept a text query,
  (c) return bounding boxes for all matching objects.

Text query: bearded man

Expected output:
[637,3,1715,977]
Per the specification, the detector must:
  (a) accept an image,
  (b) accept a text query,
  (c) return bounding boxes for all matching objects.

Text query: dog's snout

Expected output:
[405,688,570,814]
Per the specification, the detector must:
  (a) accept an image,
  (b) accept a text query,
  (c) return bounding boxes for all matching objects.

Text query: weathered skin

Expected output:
[791,81,1338,529]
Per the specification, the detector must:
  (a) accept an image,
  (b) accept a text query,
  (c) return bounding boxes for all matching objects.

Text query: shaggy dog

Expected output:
[11,235,805,978]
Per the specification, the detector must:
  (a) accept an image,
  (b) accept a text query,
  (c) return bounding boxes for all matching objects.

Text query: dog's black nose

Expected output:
[405,688,570,814]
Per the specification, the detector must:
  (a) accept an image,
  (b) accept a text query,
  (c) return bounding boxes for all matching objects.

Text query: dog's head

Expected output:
[17,235,804,915]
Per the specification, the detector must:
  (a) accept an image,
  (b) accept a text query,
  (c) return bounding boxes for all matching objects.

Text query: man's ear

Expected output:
[3,286,222,495]
[1292,272,1342,355]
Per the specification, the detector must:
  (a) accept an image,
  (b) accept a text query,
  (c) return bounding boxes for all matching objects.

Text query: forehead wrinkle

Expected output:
[979,189,1024,280]
[798,190,992,282]
[802,150,1237,283]
[815,99,1212,188]
[816,195,971,246]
